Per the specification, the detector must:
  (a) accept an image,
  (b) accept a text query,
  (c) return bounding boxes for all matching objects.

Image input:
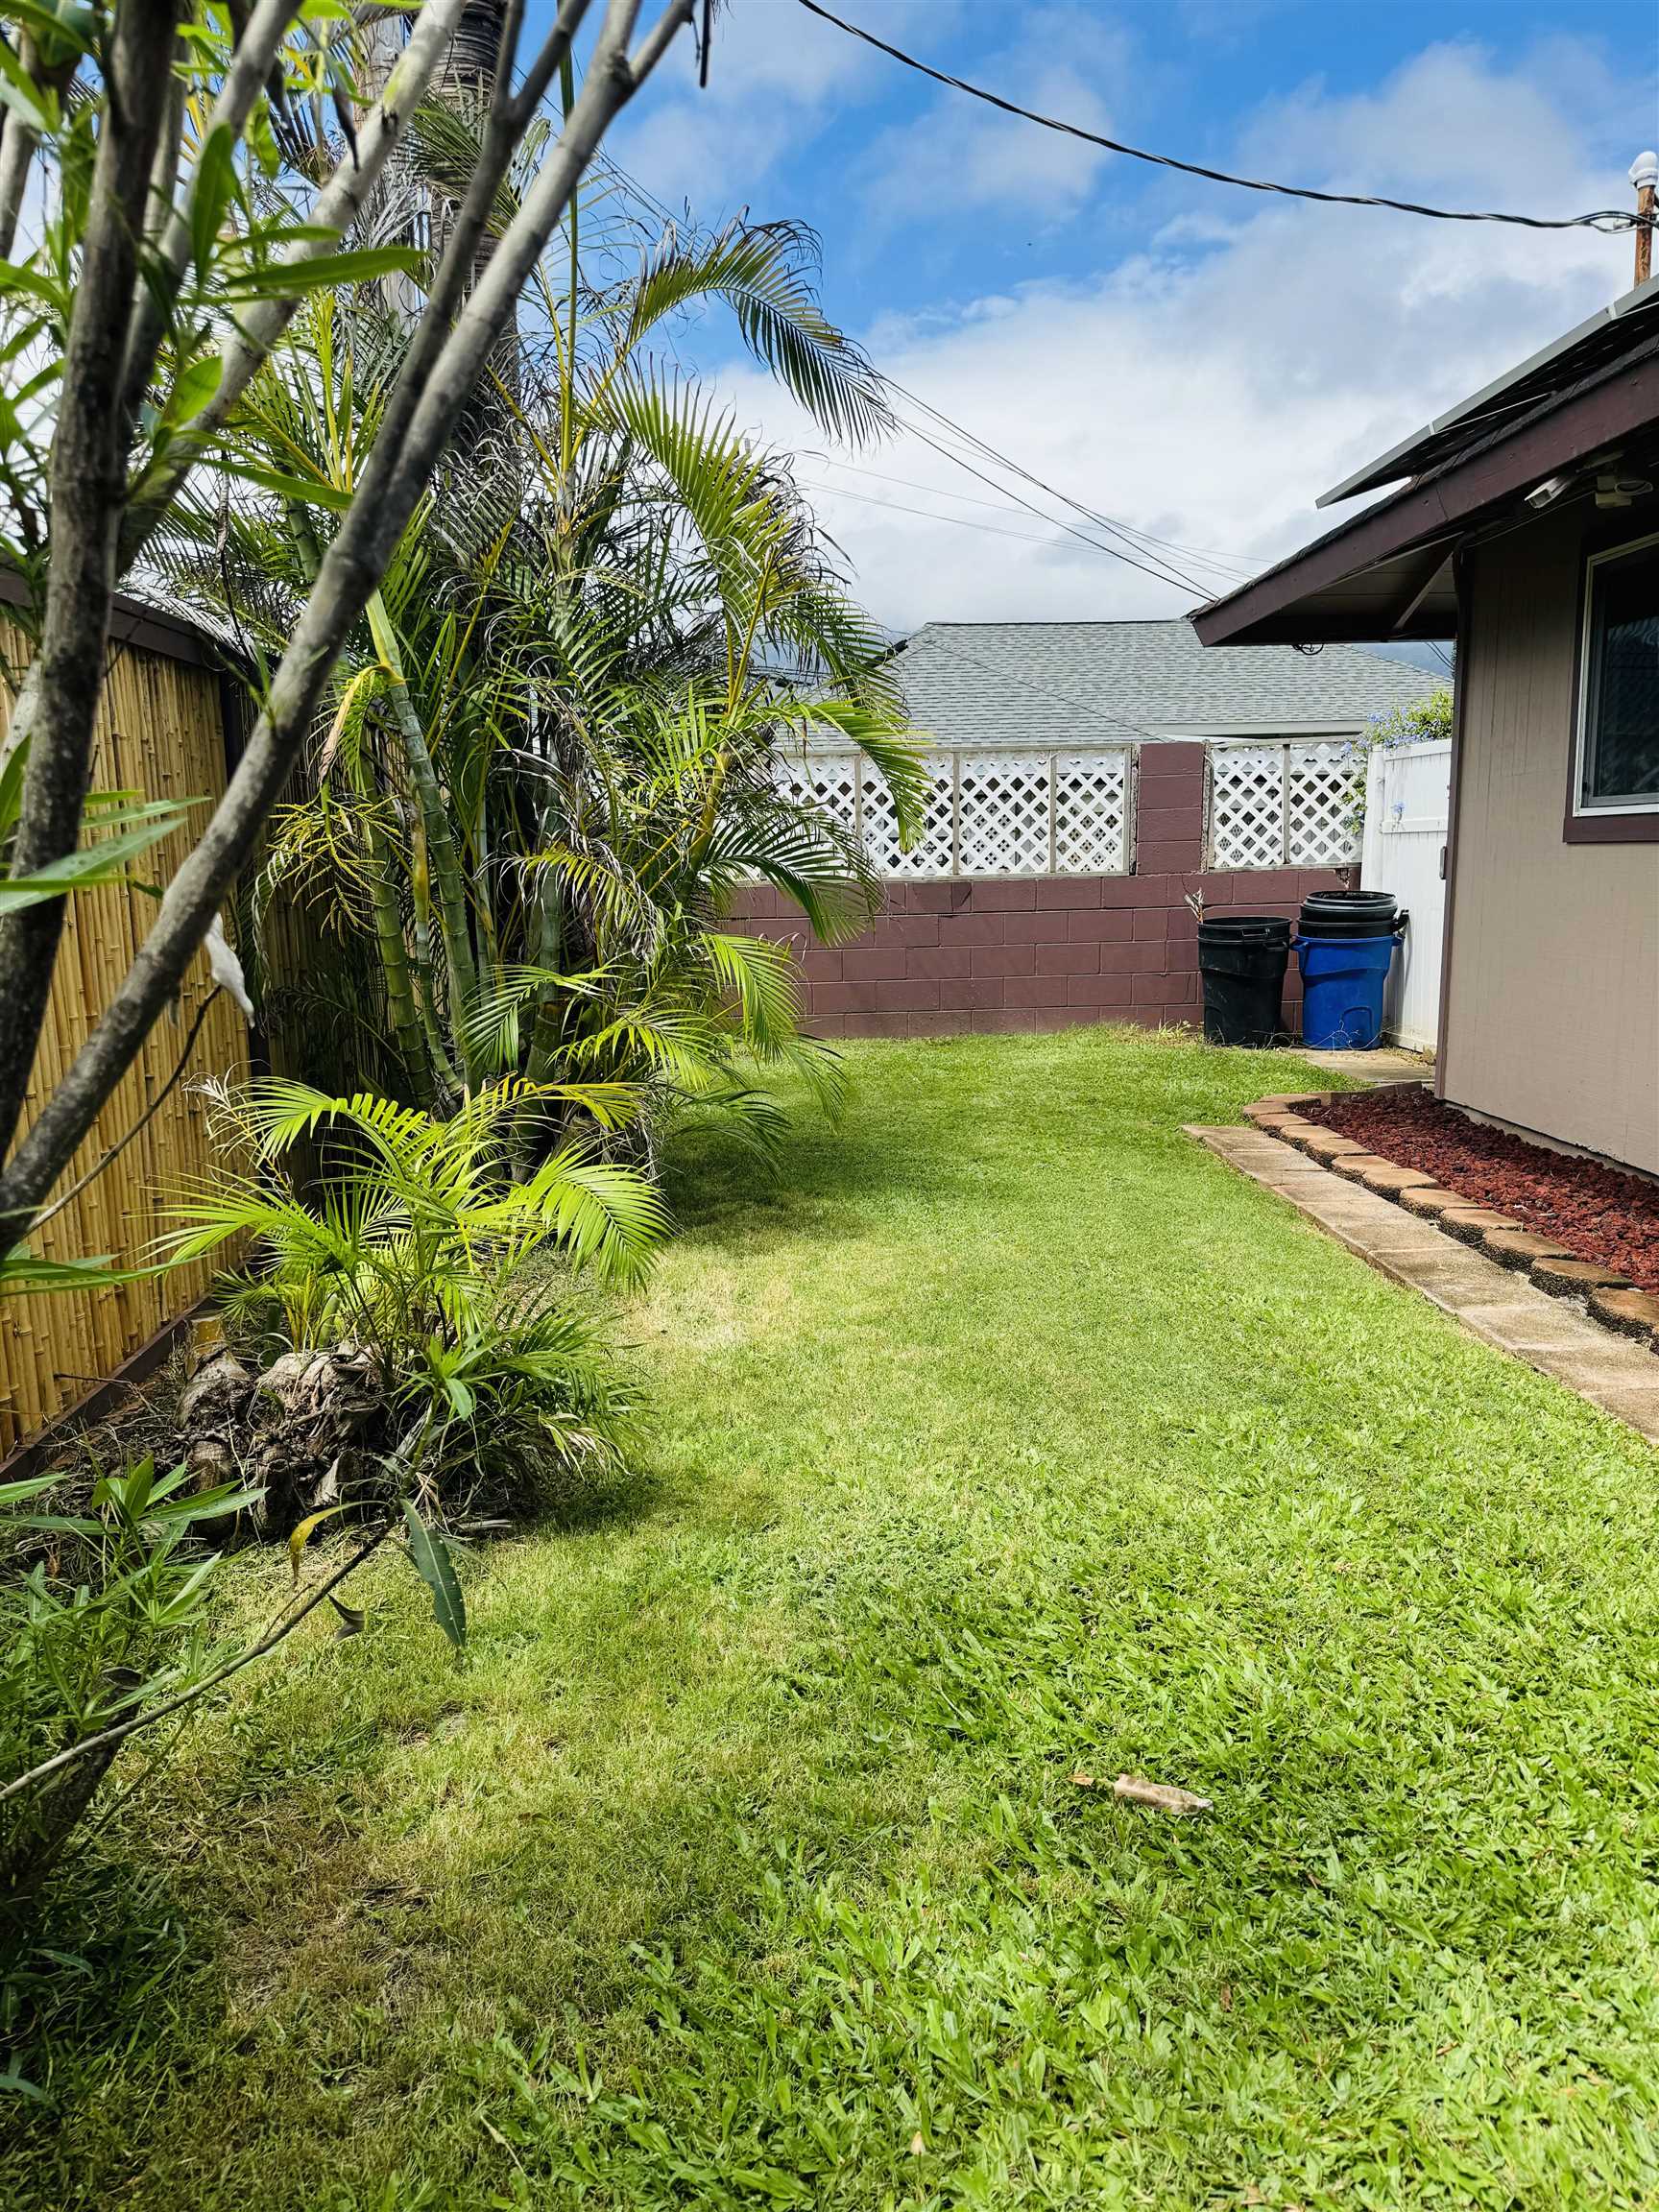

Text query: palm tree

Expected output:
[159,157,924,1153]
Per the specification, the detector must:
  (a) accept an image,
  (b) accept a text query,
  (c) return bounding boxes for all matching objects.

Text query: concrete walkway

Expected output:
[1191,1123,1659,1445]
[1297,1046,1431,1086]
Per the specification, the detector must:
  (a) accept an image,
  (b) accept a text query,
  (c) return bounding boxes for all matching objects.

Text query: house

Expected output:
[1193,275,1659,1177]
[739,618,1428,1040]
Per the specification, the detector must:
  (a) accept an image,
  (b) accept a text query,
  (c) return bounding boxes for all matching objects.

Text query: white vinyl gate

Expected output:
[1360,737,1452,1053]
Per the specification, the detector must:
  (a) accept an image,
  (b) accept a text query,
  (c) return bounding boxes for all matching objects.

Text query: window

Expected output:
[1576,533,1659,816]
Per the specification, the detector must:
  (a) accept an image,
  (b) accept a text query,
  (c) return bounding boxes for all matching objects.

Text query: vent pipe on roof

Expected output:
[1633,152,1658,290]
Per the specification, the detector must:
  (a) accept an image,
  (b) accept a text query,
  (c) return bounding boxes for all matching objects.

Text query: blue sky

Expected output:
[595,0,1659,633]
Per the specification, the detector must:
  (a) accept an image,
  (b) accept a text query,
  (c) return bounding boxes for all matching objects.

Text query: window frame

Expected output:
[1567,525,1659,844]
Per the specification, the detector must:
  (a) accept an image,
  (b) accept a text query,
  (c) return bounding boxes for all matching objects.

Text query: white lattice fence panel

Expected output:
[1287,742,1363,865]
[778,752,859,841]
[957,752,1051,875]
[1208,745,1286,869]
[860,756,955,878]
[1054,751,1130,873]
[786,744,1137,878]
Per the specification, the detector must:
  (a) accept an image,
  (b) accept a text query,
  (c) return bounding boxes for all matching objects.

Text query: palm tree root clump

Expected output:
[180,1341,385,1538]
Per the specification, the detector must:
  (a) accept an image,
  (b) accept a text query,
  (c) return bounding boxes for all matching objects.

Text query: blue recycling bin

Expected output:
[1294,929,1402,1050]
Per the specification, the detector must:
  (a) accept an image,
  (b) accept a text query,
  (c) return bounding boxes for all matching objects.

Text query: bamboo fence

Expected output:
[1,612,251,1457]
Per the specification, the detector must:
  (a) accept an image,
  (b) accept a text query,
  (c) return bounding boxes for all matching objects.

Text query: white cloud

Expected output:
[706,36,1644,634]
[1236,36,1612,199]
[609,0,963,215]
[856,9,1130,222]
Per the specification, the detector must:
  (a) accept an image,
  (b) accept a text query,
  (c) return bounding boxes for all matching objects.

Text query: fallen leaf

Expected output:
[1114,1773,1213,1816]
[909,2132,926,2157]
[1219,1983,1233,2011]
[1071,1771,1095,1789]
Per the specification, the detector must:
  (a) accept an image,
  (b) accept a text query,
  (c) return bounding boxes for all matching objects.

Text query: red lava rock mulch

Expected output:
[1303,1085,1659,1296]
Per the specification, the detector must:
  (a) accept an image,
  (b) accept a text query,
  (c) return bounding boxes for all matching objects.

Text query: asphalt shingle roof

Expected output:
[892,619,1431,748]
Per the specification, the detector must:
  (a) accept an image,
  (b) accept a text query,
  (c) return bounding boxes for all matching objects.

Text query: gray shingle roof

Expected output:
[892,619,1432,748]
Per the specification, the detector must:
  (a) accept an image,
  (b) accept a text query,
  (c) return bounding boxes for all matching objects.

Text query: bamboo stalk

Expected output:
[367,592,481,1085]
[3,645,253,1449]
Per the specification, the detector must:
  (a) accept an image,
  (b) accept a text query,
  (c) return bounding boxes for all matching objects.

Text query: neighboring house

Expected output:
[738,617,1426,1039]
[1194,274,1659,1177]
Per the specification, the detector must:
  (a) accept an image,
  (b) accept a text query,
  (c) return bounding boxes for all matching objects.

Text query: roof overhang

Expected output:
[1193,347,1659,649]
[0,565,221,668]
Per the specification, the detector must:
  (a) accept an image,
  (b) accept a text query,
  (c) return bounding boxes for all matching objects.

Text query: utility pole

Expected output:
[1632,151,1657,290]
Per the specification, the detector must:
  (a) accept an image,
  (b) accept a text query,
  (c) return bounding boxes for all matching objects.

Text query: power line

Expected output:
[802,477,1084,545]
[809,462,1238,584]
[816,454,1107,524]
[885,406,1212,595]
[877,379,1237,593]
[565,159,1404,717]
[796,0,1653,237]
[801,473,1195,559]
[588,151,1255,598]
[811,455,1257,580]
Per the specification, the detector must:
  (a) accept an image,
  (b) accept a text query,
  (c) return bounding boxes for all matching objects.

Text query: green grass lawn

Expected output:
[10,1023,1659,2210]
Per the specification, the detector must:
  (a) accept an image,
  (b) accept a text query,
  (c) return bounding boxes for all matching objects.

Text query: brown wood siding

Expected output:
[1443,506,1659,1173]
[1,620,251,1455]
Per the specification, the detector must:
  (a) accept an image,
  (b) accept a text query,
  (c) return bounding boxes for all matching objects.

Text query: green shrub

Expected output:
[0,1458,255,1922]
[1365,687,1453,747]
[164,1080,662,1527]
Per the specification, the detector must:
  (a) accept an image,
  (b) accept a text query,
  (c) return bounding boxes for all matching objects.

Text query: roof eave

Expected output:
[0,565,225,668]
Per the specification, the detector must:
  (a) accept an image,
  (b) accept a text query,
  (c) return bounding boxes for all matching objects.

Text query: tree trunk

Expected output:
[366,593,482,1085]
[0,4,182,1169]
[364,810,433,1102]
[0,1728,127,1917]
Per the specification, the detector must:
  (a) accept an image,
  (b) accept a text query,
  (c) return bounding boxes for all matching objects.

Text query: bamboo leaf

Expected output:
[165,351,225,428]
[191,124,238,276]
[288,1501,349,1582]
[0,1472,64,1508]
[217,460,354,512]
[402,1502,466,1648]
[0,0,96,67]
[0,1244,159,1294]
[0,797,197,915]
[0,39,55,134]
[225,245,423,300]
[0,732,28,839]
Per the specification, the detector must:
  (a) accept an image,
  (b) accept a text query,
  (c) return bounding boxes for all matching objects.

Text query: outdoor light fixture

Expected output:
[1594,472,1655,508]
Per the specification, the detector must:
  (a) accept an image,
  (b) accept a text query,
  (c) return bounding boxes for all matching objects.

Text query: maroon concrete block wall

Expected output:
[730,742,1349,1042]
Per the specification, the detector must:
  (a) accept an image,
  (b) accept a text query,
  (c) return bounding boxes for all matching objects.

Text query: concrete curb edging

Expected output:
[1243,1094,1659,1355]
[1187,1122,1659,1445]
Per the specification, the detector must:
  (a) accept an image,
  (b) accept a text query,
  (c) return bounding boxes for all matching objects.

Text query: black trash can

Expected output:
[1198,916,1291,1047]
[1296,889,1401,937]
